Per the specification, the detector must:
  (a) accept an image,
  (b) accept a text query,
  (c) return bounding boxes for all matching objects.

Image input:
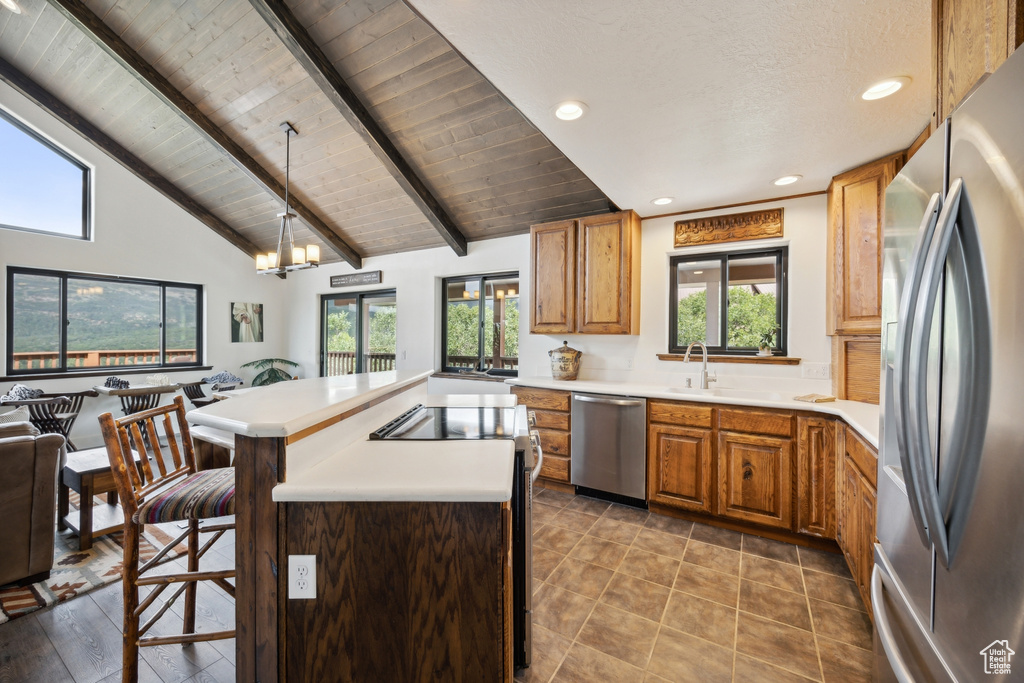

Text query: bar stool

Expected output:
[98,396,235,683]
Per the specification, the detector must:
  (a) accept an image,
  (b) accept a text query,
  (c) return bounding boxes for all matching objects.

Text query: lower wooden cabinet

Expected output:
[797,416,837,538]
[717,431,793,529]
[511,386,571,484]
[836,425,877,617]
[647,423,714,513]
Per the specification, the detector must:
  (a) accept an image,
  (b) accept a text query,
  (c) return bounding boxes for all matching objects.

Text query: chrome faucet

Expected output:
[683,341,717,389]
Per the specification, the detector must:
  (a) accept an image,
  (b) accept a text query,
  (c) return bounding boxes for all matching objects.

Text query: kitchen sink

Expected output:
[666,386,786,402]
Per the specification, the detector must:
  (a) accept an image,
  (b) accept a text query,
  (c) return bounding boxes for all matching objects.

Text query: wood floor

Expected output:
[0,492,872,683]
[0,526,236,683]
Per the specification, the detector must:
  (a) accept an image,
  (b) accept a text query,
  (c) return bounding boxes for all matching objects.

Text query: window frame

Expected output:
[668,246,788,356]
[0,110,91,241]
[319,289,397,376]
[5,266,203,376]
[440,272,519,376]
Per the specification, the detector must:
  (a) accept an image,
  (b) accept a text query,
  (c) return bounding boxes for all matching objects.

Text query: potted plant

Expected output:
[757,327,780,357]
[241,358,300,386]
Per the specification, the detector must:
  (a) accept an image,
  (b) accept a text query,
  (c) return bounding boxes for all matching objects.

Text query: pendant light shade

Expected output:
[257,122,320,275]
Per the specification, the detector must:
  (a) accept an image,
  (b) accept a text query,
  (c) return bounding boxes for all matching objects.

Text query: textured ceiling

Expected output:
[407,0,934,215]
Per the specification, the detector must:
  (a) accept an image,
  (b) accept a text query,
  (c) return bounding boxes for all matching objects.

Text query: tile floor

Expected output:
[521,488,873,683]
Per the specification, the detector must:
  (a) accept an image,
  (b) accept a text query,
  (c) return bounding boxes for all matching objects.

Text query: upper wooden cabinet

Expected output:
[935,0,1024,121]
[826,152,904,336]
[529,210,641,335]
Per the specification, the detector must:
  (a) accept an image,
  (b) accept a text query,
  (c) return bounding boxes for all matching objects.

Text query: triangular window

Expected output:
[0,110,90,239]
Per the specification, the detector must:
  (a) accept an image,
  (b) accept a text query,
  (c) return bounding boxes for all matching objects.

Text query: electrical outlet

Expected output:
[289,555,316,599]
[801,362,830,380]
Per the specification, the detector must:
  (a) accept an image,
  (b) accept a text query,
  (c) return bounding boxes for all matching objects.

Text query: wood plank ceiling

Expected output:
[0,0,614,266]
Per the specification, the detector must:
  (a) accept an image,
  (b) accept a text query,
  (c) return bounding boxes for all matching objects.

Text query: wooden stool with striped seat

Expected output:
[98,395,235,683]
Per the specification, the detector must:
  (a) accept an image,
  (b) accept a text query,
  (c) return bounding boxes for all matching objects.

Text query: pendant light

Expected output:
[256,122,320,274]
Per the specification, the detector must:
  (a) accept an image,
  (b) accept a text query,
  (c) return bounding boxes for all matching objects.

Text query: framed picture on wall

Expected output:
[231,302,263,343]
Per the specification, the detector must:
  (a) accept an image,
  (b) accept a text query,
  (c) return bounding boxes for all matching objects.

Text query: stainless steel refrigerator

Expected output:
[874,43,1024,682]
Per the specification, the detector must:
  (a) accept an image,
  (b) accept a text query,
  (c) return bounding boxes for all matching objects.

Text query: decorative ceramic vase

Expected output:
[549,341,582,380]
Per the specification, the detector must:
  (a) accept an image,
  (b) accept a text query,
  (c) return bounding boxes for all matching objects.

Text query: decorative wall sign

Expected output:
[330,270,382,288]
[231,302,263,343]
[674,208,784,247]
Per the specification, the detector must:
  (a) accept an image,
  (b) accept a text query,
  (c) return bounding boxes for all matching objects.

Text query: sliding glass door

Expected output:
[321,290,397,376]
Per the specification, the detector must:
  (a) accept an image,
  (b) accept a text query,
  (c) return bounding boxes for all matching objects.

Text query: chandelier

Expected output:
[256,122,320,274]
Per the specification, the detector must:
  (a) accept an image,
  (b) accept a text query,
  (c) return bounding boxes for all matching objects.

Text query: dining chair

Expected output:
[0,389,98,451]
[97,395,235,683]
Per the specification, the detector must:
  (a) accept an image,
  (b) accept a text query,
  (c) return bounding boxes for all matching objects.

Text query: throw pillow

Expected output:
[0,405,31,424]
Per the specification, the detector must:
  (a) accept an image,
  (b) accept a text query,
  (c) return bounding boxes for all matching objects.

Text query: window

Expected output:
[669,247,787,356]
[7,267,202,375]
[321,290,397,376]
[0,111,90,239]
[442,273,519,375]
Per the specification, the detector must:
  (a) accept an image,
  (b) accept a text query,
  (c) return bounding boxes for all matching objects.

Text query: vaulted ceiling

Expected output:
[0,0,616,268]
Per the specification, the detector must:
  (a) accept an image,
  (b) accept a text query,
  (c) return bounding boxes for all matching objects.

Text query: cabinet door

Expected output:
[576,211,640,334]
[857,475,877,614]
[796,416,837,538]
[838,453,862,583]
[530,220,575,333]
[716,432,793,529]
[826,152,903,335]
[648,424,714,513]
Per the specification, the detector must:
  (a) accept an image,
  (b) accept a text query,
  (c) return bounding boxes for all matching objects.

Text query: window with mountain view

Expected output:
[442,273,519,375]
[7,268,202,375]
[321,290,397,376]
[0,111,90,239]
[669,247,788,356]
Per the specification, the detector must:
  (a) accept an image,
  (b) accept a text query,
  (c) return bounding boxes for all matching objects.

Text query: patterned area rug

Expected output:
[0,494,184,624]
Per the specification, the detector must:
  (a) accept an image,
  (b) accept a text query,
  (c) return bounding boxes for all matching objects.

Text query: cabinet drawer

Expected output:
[844,427,877,488]
[648,400,713,428]
[539,453,570,483]
[531,409,570,431]
[537,428,570,456]
[718,408,793,437]
[512,387,570,412]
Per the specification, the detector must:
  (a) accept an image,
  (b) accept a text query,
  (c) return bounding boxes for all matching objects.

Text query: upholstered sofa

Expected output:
[0,419,66,586]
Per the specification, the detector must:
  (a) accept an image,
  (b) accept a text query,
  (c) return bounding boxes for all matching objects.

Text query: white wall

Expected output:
[0,82,290,448]
[283,195,832,394]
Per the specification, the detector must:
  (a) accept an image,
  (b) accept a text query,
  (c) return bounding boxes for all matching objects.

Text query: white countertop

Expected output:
[507,376,880,448]
[186,370,431,437]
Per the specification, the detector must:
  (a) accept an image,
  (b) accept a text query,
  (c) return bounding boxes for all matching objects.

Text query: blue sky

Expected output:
[0,114,88,237]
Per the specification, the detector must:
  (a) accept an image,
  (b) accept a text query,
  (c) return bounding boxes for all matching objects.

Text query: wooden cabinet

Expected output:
[826,152,902,403]
[935,0,1024,122]
[511,386,571,485]
[716,408,795,530]
[836,425,877,616]
[648,423,714,513]
[529,210,640,335]
[796,416,837,538]
[826,152,903,337]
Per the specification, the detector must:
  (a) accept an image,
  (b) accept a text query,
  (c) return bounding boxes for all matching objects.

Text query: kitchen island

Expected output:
[188,371,517,682]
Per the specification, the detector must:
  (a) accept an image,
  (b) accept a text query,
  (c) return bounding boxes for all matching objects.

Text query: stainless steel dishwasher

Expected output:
[571,392,647,501]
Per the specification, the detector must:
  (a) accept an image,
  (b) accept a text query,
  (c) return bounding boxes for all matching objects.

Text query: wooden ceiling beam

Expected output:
[46,0,363,270]
[248,0,469,257]
[0,55,267,261]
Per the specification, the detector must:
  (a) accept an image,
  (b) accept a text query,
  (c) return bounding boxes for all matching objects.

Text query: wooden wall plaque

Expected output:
[674,208,783,247]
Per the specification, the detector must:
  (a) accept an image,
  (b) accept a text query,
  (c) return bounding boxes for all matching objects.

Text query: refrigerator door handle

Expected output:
[908,177,992,569]
[871,565,917,683]
[893,191,943,548]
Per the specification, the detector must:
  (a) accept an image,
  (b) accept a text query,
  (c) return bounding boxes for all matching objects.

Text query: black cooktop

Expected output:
[369,404,518,441]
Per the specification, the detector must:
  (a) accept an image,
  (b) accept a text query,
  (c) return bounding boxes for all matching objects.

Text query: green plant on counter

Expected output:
[758,326,780,349]
[241,358,299,386]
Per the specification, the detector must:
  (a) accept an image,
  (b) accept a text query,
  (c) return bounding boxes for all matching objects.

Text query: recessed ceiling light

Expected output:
[554,101,587,121]
[651,197,673,206]
[0,0,22,13]
[772,175,802,186]
[862,77,910,100]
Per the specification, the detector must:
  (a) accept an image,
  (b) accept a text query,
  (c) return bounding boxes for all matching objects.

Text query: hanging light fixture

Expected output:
[256,122,321,275]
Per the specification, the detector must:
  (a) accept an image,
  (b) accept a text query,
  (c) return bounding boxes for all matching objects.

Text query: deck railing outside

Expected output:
[325,351,397,376]
[11,349,198,370]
